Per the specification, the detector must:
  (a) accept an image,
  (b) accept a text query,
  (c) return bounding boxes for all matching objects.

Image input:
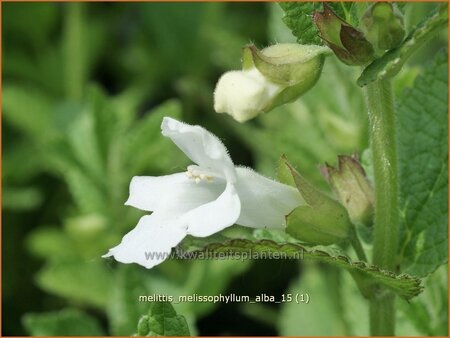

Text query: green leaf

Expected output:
[88,86,120,165]
[280,263,426,336]
[2,186,43,211]
[2,85,57,142]
[26,227,76,260]
[3,140,45,184]
[23,308,104,336]
[64,167,107,214]
[107,265,149,336]
[395,2,408,11]
[124,99,186,174]
[278,2,322,45]
[67,107,105,183]
[44,136,111,215]
[185,239,422,300]
[278,2,358,45]
[357,4,448,86]
[398,265,448,335]
[397,49,448,277]
[4,3,58,48]
[36,260,113,309]
[63,214,115,258]
[279,265,360,335]
[137,302,190,336]
[43,88,124,214]
[252,228,300,244]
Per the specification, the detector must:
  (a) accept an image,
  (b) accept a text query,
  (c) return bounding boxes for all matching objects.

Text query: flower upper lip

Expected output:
[104,117,302,269]
[161,117,237,183]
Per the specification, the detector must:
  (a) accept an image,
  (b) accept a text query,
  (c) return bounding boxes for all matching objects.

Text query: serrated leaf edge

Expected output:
[184,239,422,300]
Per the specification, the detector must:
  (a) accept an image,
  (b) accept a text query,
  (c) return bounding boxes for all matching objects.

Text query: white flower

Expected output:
[214,68,282,122]
[103,117,302,268]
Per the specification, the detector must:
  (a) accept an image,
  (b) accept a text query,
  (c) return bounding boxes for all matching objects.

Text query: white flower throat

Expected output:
[186,165,216,183]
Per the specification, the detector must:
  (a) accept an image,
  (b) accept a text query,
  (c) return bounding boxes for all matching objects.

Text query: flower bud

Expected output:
[214,43,328,122]
[321,155,374,227]
[361,2,405,51]
[313,4,375,65]
[281,156,352,245]
[213,68,281,122]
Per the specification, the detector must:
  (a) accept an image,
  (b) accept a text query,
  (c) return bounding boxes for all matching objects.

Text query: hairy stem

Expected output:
[364,79,399,336]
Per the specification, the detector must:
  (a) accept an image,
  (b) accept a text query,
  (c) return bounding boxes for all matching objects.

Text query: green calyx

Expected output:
[322,155,375,227]
[243,43,329,86]
[241,43,329,112]
[280,156,353,245]
[313,4,375,66]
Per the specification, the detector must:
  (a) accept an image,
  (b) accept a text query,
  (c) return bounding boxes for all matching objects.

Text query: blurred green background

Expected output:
[2,2,447,336]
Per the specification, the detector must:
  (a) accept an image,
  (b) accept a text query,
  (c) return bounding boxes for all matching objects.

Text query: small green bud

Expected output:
[214,43,329,122]
[313,4,375,65]
[362,2,405,52]
[282,156,352,245]
[321,155,374,227]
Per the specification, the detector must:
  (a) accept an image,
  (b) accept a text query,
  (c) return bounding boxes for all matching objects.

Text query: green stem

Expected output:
[349,227,367,262]
[364,79,399,336]
[370,290,396,336]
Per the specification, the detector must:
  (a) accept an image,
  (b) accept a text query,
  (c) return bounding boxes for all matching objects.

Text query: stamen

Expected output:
[186,167,214,183]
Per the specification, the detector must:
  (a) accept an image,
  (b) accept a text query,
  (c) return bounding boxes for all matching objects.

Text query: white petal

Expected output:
[103,212,186,269]
[125,173,226,214]
[235,167,303,229]
[213,68,282,122]
[183,183,241,237]
[161,117,236,182]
